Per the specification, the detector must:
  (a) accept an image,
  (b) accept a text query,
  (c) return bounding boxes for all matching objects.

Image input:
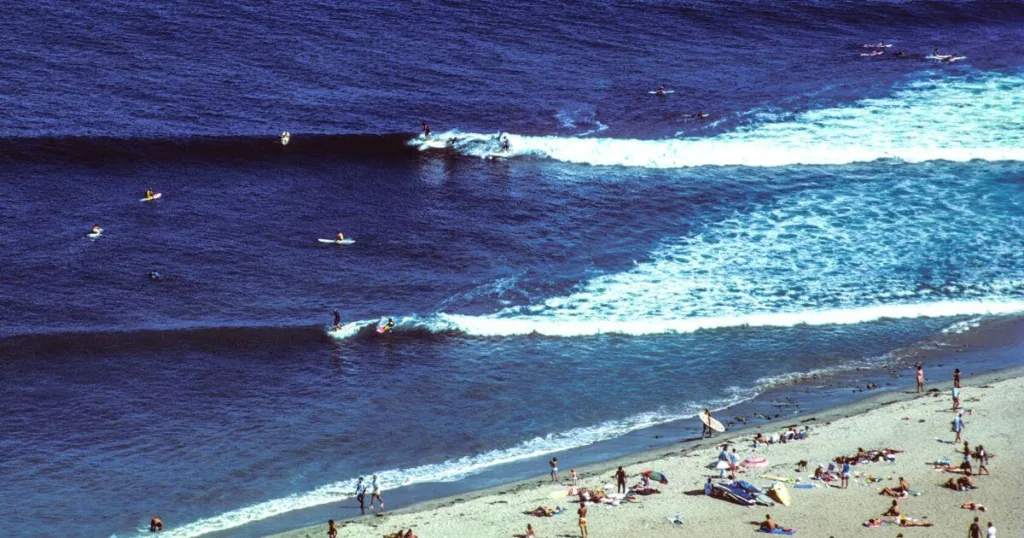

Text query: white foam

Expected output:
[411,71,1024,168]
[140,391,753,537]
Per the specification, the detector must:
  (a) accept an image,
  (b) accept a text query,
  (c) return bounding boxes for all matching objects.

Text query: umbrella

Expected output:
[643,471,667,483]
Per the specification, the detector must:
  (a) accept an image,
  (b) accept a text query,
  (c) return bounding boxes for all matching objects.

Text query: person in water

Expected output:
[333,309,341,329]
[145,188,155,200]
[656,85,666,96]
[382,317,395,333]
[500,135,510,152]
[91,224,102,234]
[150,516,163,532]
[422,120,431,139]
[335,232,345,242]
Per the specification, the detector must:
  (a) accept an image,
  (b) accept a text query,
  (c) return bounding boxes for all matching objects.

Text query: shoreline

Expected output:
[270,318,1024,538]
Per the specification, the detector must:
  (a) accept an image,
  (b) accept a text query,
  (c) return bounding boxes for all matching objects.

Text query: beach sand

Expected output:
[273,368,1023,538]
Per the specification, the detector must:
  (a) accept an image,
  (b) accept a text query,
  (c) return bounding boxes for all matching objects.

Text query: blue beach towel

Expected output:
[757,529,795,535]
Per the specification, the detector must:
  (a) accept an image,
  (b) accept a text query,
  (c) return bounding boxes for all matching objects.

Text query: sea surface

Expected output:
[2,1,1024,536]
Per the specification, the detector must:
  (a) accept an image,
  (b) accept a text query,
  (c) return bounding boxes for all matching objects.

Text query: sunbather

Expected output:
[944,476,975,491]
[759,514,792,533]
[961,502,986,511]
[898,517,933,528]
[526,506,559,517]
[883,500,901,517]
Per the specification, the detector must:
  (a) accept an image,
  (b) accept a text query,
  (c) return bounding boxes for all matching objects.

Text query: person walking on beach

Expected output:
[953,386,962,410]
[987,521,996,538]
[370,475,384,511]
[953,411,964,443]
[840,461,851,488]
[355,477,367,514]
[550,457,559,483]
[954,368,962,388]
[614,466,627,494]
[977,445,990,475]
[969,516,982,538]
[327,519,338,538]
[577,502,588,538]
[916,364,924,393]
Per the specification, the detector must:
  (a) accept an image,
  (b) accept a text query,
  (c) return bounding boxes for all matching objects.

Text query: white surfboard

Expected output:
[318,238,355,244]
[648,90,676,94]
[140,193,162,202]
[87,230,103,239]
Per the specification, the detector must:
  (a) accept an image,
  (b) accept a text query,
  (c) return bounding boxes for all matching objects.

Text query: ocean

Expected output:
[1,1,1023,536]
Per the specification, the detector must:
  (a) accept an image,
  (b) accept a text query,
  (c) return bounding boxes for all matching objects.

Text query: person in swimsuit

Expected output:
[525,523,535,538]
[333,310,341,329]
[614,466,627,494]
[884,499,901,517]
[327,519,338,538]
[701,408,713,438]
[577,502,588,538]
[954,368,961,388]
[335,232,345,242]
[422,121,431,139]
[145,188,155,200]
[370,475,384,511]
[570,468,578,486]
[969,517,982,538]
[150,517,163,532]
[916,364,924,393]
[382,318,395,333]
[977,445,989,475]
[656,85,665,96]
[91,224,103,234]
[500,135,510,152]
[550,457,559,483]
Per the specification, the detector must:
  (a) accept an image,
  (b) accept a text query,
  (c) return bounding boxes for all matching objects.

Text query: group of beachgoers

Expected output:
[753,426,810,447]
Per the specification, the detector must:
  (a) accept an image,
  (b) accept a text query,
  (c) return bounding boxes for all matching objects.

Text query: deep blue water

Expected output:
[2,1,1024,536]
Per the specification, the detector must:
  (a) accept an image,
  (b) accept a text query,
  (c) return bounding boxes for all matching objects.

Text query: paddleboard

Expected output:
[769,483,791,506]
[699,412,725,432]
[140,193,162,202]
[318,238,355,245]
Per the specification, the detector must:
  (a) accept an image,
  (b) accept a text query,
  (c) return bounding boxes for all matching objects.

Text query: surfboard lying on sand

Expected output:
[140,193,162,202]
[769,482,792,506]
[318,238,355,244]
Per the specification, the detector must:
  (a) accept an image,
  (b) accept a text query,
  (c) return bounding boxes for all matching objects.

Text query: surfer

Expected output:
[422,121,431,139]
[500,135,510,152]
[656,85,666,96]
[332,310,341,329]
[701,408,714,438]
[148,271,162,281]
[686,111,709,120]
[335,232,345,242]
[144,188,155,200]
[380,317,395,334]
[90,224,102,234]
[446,136,459,147]
[150,516,163,532]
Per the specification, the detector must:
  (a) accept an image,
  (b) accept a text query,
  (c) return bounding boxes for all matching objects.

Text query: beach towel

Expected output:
[757,529,795,535]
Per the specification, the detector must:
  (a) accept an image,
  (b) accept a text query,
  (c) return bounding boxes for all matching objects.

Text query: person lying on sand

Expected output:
[944,476,975,491]
[525,506,561,517]
[898,517,933,527]
[961,501,986,511]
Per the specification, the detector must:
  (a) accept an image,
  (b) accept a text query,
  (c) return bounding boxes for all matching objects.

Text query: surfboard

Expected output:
[769,482,791,506]
[548,490,570,499]
[87,231,103,239]
[760,474,798,483]
[648,90,676,94]
[140,193,162,202]
[318,239,355,245]
[700,412,725,432]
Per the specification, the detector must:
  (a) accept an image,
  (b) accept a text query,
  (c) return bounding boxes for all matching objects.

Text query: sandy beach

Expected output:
[273,367,1023,538]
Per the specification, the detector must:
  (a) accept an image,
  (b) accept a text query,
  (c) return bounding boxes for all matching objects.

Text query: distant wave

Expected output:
[414,71,1024,168]
[329,300,1024,340]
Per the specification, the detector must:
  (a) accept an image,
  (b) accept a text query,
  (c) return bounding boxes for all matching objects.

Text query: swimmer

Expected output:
[422,120,431,139]
[150,516,163,532]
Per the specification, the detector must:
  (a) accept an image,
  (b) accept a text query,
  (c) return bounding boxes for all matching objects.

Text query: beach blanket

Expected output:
[757,529,795,535]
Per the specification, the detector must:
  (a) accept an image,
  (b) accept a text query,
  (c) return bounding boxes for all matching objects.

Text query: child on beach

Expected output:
[327,519,337,538]
[570,468,578,487]
[916,364,924,393]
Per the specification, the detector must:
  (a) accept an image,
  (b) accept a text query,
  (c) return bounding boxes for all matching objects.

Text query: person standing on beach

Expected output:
[953,386,962,410]
[577,502,588,538]
[977,445,990,475]
[355,477,367,514]
[987,521,996,538]
[550,457,559,483]
[570,468,579,486]
[701,408,714,438]
[370,475,384,511]
[969,516,982,538]
[954,368,962,388]
[953,411,964,443]
[327,519,338,538]
[614,466,627,494]
[840,461,851,488]
[916,365,924,393]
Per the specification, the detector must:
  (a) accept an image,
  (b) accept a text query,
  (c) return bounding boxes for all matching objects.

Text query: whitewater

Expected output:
[414,71,1024,168]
